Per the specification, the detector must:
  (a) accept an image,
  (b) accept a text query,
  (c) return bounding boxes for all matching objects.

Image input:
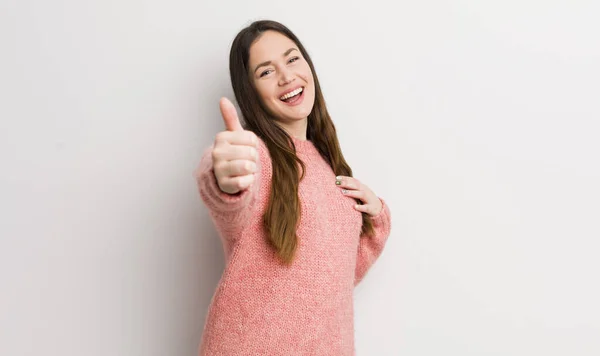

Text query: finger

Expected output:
[219,97,243,132]
[353,203,370,214]
[335,175,360,190]
[224,159,257,177]
[216,130,258,148]
[213,144,258,162]
[340,188,366,201]
[221,174,256,192]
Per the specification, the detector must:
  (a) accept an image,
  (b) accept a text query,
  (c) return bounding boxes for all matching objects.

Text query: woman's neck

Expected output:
[276,117,308,141]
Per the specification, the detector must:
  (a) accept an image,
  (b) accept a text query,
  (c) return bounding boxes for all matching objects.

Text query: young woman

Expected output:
[195,20,392,355]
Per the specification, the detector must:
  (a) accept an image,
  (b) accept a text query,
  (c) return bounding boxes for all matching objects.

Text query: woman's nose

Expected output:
[278,68,294,86]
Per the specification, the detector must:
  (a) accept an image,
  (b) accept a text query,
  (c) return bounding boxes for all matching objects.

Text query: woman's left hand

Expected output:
[335,175,383,217]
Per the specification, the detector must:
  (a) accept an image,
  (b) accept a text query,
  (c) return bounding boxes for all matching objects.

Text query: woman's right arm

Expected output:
[194,139,268,236]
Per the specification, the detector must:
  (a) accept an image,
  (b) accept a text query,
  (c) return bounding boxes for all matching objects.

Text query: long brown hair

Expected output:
[228,20,374,265]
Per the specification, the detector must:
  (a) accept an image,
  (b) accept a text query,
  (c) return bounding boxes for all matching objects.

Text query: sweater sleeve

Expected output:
[354,197,392,287]
[194,139,268,239]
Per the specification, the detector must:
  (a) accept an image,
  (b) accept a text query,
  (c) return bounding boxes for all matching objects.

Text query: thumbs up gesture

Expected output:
[212,97,260,195]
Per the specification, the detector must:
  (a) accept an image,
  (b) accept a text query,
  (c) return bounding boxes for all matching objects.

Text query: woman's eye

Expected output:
[288,56,300,63]
[260,69,273,77]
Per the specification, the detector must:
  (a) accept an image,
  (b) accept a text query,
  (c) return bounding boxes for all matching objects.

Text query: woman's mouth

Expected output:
[279,87,304,106]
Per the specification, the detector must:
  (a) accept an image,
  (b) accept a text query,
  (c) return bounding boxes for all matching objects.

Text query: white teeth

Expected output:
[280,87,303,100]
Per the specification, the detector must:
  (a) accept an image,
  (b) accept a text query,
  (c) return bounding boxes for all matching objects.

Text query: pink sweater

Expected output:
[194,135,391,355]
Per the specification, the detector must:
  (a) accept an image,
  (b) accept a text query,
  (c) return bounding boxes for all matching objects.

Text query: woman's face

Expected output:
[248,30,315,124]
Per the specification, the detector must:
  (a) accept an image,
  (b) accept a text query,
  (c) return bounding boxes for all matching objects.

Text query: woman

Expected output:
[195,19,392,355]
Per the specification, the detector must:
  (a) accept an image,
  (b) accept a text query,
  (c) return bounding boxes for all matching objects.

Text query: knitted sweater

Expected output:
[194,135,392,356]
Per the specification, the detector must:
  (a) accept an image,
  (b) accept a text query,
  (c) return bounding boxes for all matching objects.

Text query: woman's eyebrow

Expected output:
[253,48,299,74]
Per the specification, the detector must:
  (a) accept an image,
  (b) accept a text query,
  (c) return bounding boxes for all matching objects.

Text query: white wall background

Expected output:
[1,0,599,355]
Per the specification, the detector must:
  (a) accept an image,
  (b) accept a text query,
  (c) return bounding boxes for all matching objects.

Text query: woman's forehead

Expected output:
[250,31,298,63]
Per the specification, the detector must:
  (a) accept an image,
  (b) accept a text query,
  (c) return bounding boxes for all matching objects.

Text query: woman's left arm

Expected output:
[335,176,392,287]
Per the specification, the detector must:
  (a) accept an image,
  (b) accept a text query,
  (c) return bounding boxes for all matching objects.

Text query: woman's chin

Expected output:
[289,110,312,121]
[274,108,312,121]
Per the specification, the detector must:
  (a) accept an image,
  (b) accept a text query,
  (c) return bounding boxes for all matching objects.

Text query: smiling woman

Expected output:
[194,19,392,355]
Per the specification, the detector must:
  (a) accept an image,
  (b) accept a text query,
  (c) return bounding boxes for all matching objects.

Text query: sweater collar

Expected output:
[290,135,317,155]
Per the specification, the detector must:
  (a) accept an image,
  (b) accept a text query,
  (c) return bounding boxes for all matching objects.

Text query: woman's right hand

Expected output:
[212,97,260,195]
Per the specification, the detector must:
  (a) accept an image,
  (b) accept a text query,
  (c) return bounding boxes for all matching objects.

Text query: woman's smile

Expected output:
[279,86,304,106]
